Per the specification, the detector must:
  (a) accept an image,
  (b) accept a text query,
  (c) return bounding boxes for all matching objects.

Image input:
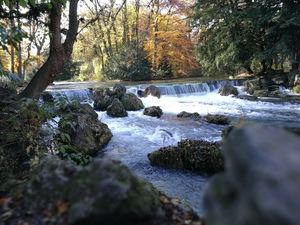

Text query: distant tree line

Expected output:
[73,0,199,81]
[192,0,300,76]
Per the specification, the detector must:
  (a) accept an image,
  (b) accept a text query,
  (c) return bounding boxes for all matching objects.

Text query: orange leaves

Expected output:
[144,15,199,77]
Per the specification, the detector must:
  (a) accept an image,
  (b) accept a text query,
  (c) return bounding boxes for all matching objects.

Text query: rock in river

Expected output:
[204,125,300,225]
[148,139,224,175]
[107,98,128,118]
[121,93,144,111]
[143,106,163,118]
[93,88,115,111]
[218,83,238,96]
[58,106,112,156]
[177,111,201,119]
[204,114,230,125]
[113,84,127,98]
[144,85,161,98]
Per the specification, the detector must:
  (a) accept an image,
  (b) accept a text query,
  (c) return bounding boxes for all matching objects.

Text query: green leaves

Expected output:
[193,0,300,75]
[103,42,151,81]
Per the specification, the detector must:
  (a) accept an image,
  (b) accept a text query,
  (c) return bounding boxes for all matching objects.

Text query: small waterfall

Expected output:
[50,89,92,102]
[149,80,243,96]
[48,79,245,102]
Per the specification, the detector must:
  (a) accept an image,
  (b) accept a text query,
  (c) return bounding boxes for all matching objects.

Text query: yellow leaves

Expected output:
[144,15,199,77]
[0,49,10,70]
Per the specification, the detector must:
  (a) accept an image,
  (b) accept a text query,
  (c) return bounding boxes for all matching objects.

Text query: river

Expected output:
[47,79,300,216]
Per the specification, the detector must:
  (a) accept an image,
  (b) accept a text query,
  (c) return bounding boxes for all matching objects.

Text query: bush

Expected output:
[155,56,173,79]
[103,43,151,81]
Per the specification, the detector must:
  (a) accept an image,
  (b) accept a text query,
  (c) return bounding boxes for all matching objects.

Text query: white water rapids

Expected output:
[48,80,300,216]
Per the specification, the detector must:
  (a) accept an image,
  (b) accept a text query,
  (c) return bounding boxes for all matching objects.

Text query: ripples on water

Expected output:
[48,80,300,216]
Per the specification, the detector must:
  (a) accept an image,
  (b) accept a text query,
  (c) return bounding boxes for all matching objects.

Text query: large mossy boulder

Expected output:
[121,93,144,111]
[143,106,163,118]
[21,157,162,225]
[218,84,238,96]
[59,101,98,119]
[204,125,300,225]
[92,88,115,111]
[148,139,224,175]
[204,114,230,125]
[106,98,128,117]
[58,112,112,156]
[144,85,161,98]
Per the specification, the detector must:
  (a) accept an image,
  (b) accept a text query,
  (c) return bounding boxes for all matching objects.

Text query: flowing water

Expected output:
[47,79,300,216]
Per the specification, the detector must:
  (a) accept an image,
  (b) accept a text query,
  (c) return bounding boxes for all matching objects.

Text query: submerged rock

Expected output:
[204,125,300,225]
[107,98,128,117]
[204,114,230,125]
[144,85,161,98]
[218,84,238,96]
[235,95,258,101]
[143,106,163,118]
[177,111,201,119]
[121,93,144,111]
[20,157,163,225]
[252,89,285,98]
[148,139,224,175]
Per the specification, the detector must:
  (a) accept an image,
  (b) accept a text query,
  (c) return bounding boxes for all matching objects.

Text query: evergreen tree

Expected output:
[193,0,300,76]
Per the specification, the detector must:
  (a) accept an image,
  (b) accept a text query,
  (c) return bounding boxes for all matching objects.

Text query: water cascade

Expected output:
[46,79,300,216]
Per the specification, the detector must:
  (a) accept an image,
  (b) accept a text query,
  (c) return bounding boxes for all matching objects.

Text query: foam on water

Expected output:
[48,80,300,216]
[98,86,300,216]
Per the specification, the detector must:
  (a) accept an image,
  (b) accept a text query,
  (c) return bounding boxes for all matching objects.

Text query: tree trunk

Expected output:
[19,0,79,99]
[122,0,129,44]
[10,45,15,73]
[17,42,23,80]
[152,0,160,75]
[9,2,15,74]
[135,0,140,43]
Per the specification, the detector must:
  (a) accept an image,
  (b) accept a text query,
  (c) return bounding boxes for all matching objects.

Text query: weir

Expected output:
[48,79,244,102]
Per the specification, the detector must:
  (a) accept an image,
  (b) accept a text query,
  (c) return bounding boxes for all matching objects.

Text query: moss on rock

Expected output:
[204,114,230,125]
[148,139,224,175]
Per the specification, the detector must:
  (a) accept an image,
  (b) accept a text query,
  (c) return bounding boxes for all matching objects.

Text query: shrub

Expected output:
[103,43,151,81]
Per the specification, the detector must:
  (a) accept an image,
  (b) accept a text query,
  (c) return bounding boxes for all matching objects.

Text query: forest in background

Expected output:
[0,0,201,83]
[0,0,300,86]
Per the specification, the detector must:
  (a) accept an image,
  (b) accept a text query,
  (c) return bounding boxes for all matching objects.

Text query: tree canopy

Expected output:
[193,0,300,76]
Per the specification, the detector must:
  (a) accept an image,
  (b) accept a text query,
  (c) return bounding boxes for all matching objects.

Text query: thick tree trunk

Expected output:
[19,48,65,99]
[19,0,79,99]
